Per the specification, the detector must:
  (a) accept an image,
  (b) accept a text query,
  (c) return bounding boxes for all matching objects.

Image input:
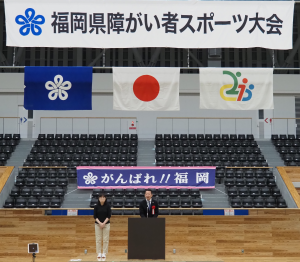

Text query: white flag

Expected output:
[200,68,273,110]
[113,67,180,111]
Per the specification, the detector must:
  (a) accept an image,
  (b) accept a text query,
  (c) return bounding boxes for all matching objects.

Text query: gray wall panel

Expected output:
[220,119,235,135]
[204,119,220,134]
[236,119,252,135]
[172,119,189,135]
[88,118,105,134]
[57,118,72,134]
[272,96,296,135]
[73,119,89,135]
[188,119,205,135]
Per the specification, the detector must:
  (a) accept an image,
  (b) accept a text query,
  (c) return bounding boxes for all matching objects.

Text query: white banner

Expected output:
[113,67,180,111]
[199,68,274,110]
[4,0,294,49]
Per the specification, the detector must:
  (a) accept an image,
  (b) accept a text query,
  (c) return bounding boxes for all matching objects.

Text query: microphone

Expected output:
[147,201,149,218]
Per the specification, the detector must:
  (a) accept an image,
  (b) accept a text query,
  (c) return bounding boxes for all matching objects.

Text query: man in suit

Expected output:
[139,189,159,218]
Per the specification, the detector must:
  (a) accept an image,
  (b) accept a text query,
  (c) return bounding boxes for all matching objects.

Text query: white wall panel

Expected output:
[73,119,89,135]
[272,96,295,135]
[172,119,189,135]
[204,119,220,134]
[220,119,235,135]
[188,119,205,135]
[236,119,252,135]
[57,118,73,134]
[40,118,56,134]
[0,74,297,138]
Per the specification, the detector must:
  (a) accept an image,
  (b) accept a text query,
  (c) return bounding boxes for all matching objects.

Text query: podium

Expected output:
[128,218,165,259]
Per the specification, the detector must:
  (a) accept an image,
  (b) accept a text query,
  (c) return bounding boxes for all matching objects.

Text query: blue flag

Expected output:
[24,67,92,110]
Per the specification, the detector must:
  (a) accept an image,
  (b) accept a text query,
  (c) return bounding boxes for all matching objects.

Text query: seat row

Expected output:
[34,140,138,148]
[92,188,201,198]
[90,197,202,208]
[23,160,138,167]
[18,170,76,179]
[4,197,62,208]
[284,162,300,166]
[224,178,276,188]
[281,154,300,165]
[18,167,76,175]
[27,153,137,162]
[156,161,268,167]
[0,135,19,165]
[0,134,20,142]
[38,134,138,141]
[155,154,265,162]
[231,196,287,208]
[107,210,203,216]
[15,177,68,187]
[155,134,255,141]
[0,141,19,148]
[271,134,300,142]
[155,140,258,148]
[277,147,300,155]
[274,141,300,148]
[227,186,281,198]
[0,153,10,163]
[9,186,66,198]
[30,146,137,154]
[273,136,300,165]
[155,147,261,155]
[217,169,273,179]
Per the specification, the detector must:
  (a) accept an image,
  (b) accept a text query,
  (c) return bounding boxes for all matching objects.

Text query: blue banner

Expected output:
[77,166,216,189]
[24,67,92,110]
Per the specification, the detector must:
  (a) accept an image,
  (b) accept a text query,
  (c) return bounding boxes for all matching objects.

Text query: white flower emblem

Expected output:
[45,75,72,101]
[83,172,98,185]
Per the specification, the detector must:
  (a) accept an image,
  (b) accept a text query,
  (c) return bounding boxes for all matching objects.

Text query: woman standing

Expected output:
[94,193,111,259]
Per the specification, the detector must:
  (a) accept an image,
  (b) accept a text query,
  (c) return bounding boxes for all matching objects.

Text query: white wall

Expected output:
[0,94,23,134]
[32,94,257,139]
[273,96,296,135]
[0,73,297,138]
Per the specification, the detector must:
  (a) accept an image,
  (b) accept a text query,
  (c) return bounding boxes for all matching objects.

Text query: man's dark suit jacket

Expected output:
[139,199,159,218]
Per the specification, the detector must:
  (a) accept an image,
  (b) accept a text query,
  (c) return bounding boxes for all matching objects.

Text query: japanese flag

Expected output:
[113,67,180,111]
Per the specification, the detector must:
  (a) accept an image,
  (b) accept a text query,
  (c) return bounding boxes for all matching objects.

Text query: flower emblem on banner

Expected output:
[83,172,98,185]
[45,75,72,101]
[15,8,45,36]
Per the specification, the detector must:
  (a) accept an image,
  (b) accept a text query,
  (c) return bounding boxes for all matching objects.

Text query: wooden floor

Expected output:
[0,166,14,192]
[2,253,300,262]
[70,253,300,262]
[1,210,300,262]
[282,167,300,182]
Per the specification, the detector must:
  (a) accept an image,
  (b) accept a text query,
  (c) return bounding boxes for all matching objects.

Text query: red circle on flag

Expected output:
[133,75,160,102]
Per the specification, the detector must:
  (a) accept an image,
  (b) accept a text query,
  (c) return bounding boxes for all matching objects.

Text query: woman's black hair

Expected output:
[97,193,108,205]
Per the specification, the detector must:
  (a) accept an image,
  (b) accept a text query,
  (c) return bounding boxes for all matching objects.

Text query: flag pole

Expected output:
[13,47,16,67]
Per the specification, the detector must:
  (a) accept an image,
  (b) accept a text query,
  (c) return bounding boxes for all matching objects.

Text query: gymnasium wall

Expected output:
[0,73,297,139]
[0,210,300,262]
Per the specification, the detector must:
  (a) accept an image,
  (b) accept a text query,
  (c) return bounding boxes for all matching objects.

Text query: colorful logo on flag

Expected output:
[133,75,160,102]
[220,71,254,102]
